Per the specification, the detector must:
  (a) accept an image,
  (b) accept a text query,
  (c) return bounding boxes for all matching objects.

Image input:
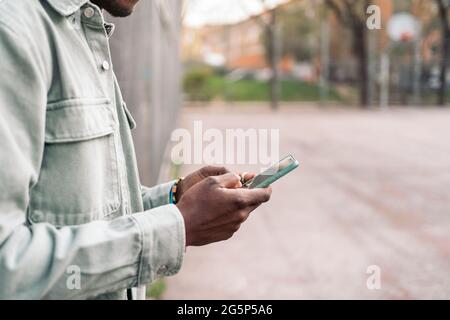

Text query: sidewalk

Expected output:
[164,104,450,299]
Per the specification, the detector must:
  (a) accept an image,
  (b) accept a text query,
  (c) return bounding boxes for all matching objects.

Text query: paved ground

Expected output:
[163,104,450,299]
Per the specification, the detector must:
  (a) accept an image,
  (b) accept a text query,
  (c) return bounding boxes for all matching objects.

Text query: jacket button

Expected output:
[102,61,110,71]
[83,7,95,18]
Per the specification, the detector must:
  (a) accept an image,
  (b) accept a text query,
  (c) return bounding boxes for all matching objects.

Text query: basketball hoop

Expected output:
[387,13,420,43]
[400,31,414,42]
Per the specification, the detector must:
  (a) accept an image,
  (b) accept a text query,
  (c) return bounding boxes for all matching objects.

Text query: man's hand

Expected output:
[176,166,231,201]
[176,173,272,246]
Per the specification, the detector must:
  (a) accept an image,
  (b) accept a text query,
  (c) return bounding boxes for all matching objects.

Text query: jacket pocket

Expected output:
[28,98,121,226]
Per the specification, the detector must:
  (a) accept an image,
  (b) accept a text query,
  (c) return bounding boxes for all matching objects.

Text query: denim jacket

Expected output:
[0,0,185,299]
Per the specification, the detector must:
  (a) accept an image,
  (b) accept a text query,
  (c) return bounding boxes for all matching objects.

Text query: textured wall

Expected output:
[108,0,182,185]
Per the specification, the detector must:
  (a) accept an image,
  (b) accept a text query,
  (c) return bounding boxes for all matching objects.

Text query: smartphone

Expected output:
[242,155,299,189]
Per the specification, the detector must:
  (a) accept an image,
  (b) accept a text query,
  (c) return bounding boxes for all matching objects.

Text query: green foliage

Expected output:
[184,74,341,102]
[280,79,340,101]
[183,67,215,102]
[260,3,323,63]
[146,279,167,300]
[279,4,322,61]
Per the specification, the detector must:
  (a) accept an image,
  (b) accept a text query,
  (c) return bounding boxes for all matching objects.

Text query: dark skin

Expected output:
[175,167,271,246]
[91,0,140,17]
[93,0,273,247]
[176,171,271,246]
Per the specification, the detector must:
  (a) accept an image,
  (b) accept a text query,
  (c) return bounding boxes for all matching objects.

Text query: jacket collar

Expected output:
[45,0,89,16]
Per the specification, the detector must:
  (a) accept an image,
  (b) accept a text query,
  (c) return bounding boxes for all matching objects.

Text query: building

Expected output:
[182,1,295,74]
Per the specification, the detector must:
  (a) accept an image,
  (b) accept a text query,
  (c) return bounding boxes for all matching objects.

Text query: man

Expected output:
[0,0,272,299]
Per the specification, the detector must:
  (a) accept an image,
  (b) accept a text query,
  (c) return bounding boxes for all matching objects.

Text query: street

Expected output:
[164,104,450,299]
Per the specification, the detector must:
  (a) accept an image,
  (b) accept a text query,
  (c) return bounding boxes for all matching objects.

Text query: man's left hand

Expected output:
[176,166,230,201]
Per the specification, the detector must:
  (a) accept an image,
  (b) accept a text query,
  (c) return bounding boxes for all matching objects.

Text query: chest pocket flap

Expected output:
[45,98,116,143]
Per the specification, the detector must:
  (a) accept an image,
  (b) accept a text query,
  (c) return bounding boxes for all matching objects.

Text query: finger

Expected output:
[228,186,272,206]
[235,204,261,224]
[215,172,242,189]
[246,203,261,214]
[201,166,230,177]
[239,172,256,182]
[246,173,256,179]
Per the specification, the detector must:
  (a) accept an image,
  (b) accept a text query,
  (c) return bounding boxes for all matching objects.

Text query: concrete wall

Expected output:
[108,0,182,185]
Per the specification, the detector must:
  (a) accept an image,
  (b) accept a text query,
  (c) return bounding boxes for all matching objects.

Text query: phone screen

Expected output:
[244,155,299,189]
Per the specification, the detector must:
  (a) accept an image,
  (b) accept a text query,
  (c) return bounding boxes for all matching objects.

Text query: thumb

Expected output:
[215,172,242,189]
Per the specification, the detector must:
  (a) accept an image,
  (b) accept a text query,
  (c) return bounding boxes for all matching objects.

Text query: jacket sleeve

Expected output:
[0,22,185,299]
[141,181,176,210]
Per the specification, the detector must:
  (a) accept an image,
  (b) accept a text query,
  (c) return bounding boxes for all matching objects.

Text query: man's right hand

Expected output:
[176,173,272,246]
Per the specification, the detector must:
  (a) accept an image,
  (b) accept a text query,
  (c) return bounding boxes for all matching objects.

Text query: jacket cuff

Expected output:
[141,181,176,210]
[131,204,185,286]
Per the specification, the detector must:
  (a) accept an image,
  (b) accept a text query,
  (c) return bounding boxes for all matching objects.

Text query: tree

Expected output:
[436,0,450,106]
[324,0,370,107]
[276,2,321,62]
[244,0,282,110]
[264,6,281,111]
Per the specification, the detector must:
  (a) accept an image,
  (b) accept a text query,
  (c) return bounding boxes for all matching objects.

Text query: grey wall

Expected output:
[108,0,182,185]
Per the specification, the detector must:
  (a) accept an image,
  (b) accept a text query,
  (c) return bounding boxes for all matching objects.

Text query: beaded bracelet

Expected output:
[170,177,184,204]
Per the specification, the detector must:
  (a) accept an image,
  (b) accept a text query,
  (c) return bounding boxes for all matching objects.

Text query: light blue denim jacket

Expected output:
[0,0,185,299]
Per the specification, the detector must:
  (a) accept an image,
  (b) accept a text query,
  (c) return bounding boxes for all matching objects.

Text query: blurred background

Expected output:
[109,0,450,299]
